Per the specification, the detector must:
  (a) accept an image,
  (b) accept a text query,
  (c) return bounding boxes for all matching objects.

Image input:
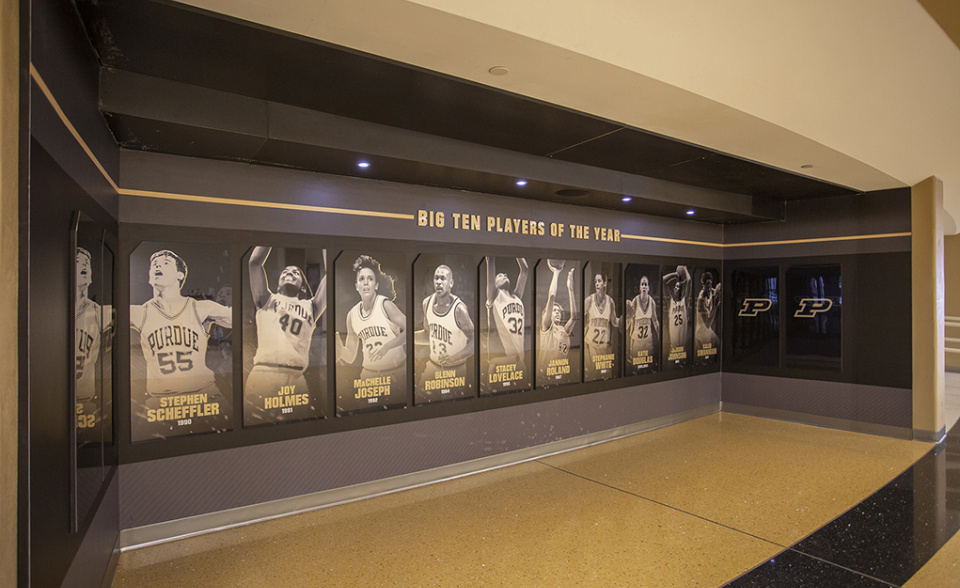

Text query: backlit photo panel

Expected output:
[583,261,622,382]
[413,253,476,404]
[693,267,721,365]
[624,263,661,375]
[242,246,328,426]
[536,259,582,387]
[129,241,233,442]
[786,265,841,371]
[480,256,532,396]
[662,264,694,370]
[731,267,779,367]
[335,250,408,414]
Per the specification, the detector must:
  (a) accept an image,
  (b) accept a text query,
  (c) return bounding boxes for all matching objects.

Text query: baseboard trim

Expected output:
[101,537,121,588]
[720,402,913,440]
[120,403,719,551]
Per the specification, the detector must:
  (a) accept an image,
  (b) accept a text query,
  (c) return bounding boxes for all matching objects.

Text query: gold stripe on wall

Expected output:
[724,232,911,248]
[118,188,415,220]
[621,233,724,248]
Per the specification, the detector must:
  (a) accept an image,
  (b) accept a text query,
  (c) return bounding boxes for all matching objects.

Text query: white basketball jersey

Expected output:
[585,295,613,348]
[253,294,316,369]
[490,291,524,358]
[135,297,215,395]
[349,295,405,370]
[427,293,468,366]
[631,296,655,354]
[75,298,101,402]
[669,297,688,347]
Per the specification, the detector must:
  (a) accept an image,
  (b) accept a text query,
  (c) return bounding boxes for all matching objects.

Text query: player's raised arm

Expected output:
[678,265,693,300]
[485,257,497,307]
[312,250,327,317]
[198,299,233,329]
[541,260,563,331]
[248,246,272,309]
[564,268,577,334]
[514,258,529,298]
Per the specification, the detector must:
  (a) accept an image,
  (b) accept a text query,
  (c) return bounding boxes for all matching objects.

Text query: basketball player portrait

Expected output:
[537,259,579,387]
[481,256,531,395]
[624,266,660,375]
[663,264,693,369]
[694,268,721,364]
[75,246,108,443]
[129,246,233,441]
[244,246,327,425]
[583,264,621,381]
[336,252,407,413]
[414,259,475,403]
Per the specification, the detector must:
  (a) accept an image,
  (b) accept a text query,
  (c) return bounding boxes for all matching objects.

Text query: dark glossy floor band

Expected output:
[725,421,960,587]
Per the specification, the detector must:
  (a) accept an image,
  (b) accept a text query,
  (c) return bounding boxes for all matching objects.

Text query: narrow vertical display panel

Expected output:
[662,264,694,370]
[335,250,408,414]
[786,265,842,371]
[583,261,622,381]
[536,259,582,387]
[242,246,328,426]
[129,242,233,442]
[693,267,722,365]
[624,263,661,375]
[731,267,779,367]
[480,256,532,396]
[413,253,476,404]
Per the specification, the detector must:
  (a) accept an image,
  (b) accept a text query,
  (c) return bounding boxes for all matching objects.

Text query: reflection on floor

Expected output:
[945,371,960,432]
[113,412,952,587]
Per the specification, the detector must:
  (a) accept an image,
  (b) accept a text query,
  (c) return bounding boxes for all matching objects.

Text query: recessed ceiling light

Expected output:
[357,161,371,169]
[516,179,527,186]
[488,66,510,76]
[622,196,632,202]
[686,209,695,216]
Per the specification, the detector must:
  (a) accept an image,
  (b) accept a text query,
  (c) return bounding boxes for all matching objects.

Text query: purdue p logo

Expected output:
[794,298,832,318]
[739,298,773,317]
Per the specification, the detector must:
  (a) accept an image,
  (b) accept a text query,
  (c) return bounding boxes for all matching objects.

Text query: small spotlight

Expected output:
[357,161,371,169]
[622,196,632,203]
[686,209,695,216]
[516,179,527,187]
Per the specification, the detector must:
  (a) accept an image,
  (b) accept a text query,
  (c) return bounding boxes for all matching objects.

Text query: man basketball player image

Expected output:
[663,265,693,367]
[245,246,326,421]
[130,249,232,438]
[583,272,620,380]
[538,260,577,385]
[76,247,105,439]
[626,274,660,373]
[415,264,474,401]
[337,254,406,410]
[695,270,721,362]
[483,257,528,393]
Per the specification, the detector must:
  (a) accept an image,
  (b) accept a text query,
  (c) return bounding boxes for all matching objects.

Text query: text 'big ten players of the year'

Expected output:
[694,269,721,365]
[625,269,660,375]
[415,262,475,403]
[583,266,621,381]
[336,254,407,414]
[129,249,232,441]
[537,259,578,387]
[244,246,327,425]
[481,257,530,395]
[663,265,693,369]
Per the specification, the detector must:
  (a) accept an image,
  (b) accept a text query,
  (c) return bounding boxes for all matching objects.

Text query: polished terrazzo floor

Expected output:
[110,407,960,588]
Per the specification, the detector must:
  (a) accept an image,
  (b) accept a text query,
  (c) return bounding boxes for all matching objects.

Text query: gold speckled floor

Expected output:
[111,413,932,587]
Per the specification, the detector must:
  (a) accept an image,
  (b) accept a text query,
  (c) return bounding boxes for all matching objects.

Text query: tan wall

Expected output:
[0,0,19,582]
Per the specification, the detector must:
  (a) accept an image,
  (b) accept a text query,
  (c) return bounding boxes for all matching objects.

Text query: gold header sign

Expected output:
[417,210,621,243]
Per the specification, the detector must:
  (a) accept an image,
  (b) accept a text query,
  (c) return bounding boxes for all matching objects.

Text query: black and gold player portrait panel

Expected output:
[693,267,721,366]
[413,253,476,404]
[785,264,841,371]
[129,241,233,442]
[535,258,582,388]
[731,267,779,367]
[623,263,661,375]
[334,250,408,415]
[479,256,532,396]
[242,246,329,426]
[582,261,622,382]
[662,264,694,370]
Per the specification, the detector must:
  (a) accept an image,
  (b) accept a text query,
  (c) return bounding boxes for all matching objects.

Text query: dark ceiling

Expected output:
[74,0,861,223]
